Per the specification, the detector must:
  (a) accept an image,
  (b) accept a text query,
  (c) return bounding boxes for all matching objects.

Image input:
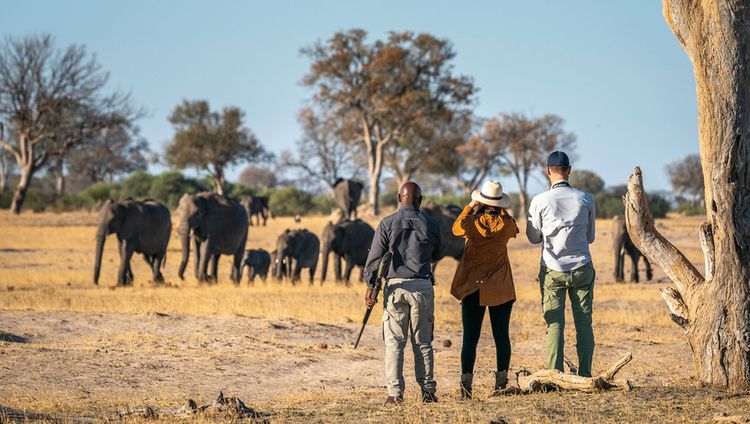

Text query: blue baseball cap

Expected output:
[547,151,570,167]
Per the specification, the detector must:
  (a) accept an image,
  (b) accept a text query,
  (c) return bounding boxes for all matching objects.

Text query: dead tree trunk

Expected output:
[623,0,750,390]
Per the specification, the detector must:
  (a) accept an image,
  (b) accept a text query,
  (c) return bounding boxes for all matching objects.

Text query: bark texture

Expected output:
[624,0,750,391]
[620,1,750,392]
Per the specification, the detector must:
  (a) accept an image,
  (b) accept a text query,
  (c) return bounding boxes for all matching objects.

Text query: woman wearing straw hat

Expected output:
[450,180,519,399]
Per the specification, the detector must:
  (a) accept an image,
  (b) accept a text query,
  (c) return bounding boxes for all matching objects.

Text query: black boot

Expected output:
[460,373,473,400]
[421,391,438,403]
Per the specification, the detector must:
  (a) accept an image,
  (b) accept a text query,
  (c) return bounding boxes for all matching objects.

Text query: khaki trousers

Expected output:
[382,278,436,397]
[539,262,595,377]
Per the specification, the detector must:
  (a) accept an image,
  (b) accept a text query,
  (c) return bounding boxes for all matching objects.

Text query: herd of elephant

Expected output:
[91,179,465,286]
[91,177,652,287]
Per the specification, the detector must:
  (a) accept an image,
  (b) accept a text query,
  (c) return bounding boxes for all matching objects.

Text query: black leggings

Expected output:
[461,290,514,373]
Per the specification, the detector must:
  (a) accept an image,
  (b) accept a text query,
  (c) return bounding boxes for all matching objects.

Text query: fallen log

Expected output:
[498,353,633,395]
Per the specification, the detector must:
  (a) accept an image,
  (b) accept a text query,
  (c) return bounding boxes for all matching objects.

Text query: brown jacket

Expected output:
[450,205,519,306]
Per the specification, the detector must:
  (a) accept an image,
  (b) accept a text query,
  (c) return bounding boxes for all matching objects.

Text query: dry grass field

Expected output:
[1,209,748,422]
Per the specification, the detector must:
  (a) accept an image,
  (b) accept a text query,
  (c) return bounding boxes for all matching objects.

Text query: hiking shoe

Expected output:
[383,395,403,405]
[421,391,438,403]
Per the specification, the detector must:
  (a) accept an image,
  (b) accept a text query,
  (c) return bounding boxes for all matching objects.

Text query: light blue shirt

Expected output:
[526,180,596,272]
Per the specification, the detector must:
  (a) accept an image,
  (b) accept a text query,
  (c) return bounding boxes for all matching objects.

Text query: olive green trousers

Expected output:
[539,262,595,377]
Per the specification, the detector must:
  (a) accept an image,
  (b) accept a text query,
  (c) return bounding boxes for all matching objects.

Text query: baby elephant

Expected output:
[243,249,271,284]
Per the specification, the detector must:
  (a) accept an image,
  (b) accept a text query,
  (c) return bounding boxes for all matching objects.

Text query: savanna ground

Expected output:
[0,210,748,423]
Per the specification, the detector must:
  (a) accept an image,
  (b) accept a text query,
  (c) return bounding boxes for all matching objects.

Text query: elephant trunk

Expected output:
[93,226,107,285]
[178,228,190,280]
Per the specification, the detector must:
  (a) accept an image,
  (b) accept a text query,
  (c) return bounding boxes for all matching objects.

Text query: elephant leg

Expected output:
[309,265,316,286]
[343,255,355,286]
[198,240,213,283]
[293,260,303,285]
[117,240,136,286]
[152,254,165,284]
[210,254,220,284]
[248,267,256,285]
[615,250,625,282]
[630,253,640,283]
[644,256,653,281]
[193,237,202,280]
[333,254,342,284]
[287,257,295,285]
[231,249,243,285]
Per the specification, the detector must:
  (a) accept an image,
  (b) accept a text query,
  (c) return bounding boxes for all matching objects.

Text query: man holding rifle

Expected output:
[362,182,443,405]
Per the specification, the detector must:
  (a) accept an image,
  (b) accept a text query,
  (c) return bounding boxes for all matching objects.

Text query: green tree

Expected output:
[302,29,476,214]
[268,186,314,216]
[570,169,605,195]
[120,171,154,199]
[148,172,204,209]
[165,99,267,195]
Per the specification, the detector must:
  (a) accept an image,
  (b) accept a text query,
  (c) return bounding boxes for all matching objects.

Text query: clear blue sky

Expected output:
[2,0,698,195]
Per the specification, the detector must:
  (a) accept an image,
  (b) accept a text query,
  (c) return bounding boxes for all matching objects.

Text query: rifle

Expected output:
[353,251,393,349]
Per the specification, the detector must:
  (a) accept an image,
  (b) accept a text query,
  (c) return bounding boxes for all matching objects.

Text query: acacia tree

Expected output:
[0,35,138,213]
[238,164,278,191]
[301,29,476,214]
[386,109,472,188]
[625,0,750,390]
[65,124,150,186]
[666,153,704,206]
[281,106,362,190]
[569,169,605,195]
[482,112,576,216]
[165,99,267,195]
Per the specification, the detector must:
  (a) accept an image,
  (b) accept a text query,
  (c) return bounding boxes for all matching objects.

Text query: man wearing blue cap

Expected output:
[526,151,596,377]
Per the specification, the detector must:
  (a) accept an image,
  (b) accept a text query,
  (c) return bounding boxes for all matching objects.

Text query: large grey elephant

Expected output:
[612,215,653,283]
[422,204,465,271]
[243,248,271,284]
[240,195,270,226]
[320,219,375,285]
[93,199,172,286]
[176,192,249,284]
[274,229,320,285]
[333,178,364,220]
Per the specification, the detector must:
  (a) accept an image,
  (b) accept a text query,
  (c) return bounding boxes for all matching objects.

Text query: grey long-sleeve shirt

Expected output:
[526,180,596,272]
[362,205,442,288]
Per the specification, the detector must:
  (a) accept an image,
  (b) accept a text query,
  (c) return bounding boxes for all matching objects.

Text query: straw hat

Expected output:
[471,180,511,208]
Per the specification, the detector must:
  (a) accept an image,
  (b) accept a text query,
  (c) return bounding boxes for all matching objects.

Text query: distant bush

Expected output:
[0,190,11,209]
[229,184,256,199]
[675,203,706,216]
[120,171,154,199]
[269,186,314,216]
[424,194,468,209]
[379,188,399,209]
[648,193,671,219]
[593,192,625,219]
[594,187,670,219]
[311,194,336,215]
[149,172,204,209]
